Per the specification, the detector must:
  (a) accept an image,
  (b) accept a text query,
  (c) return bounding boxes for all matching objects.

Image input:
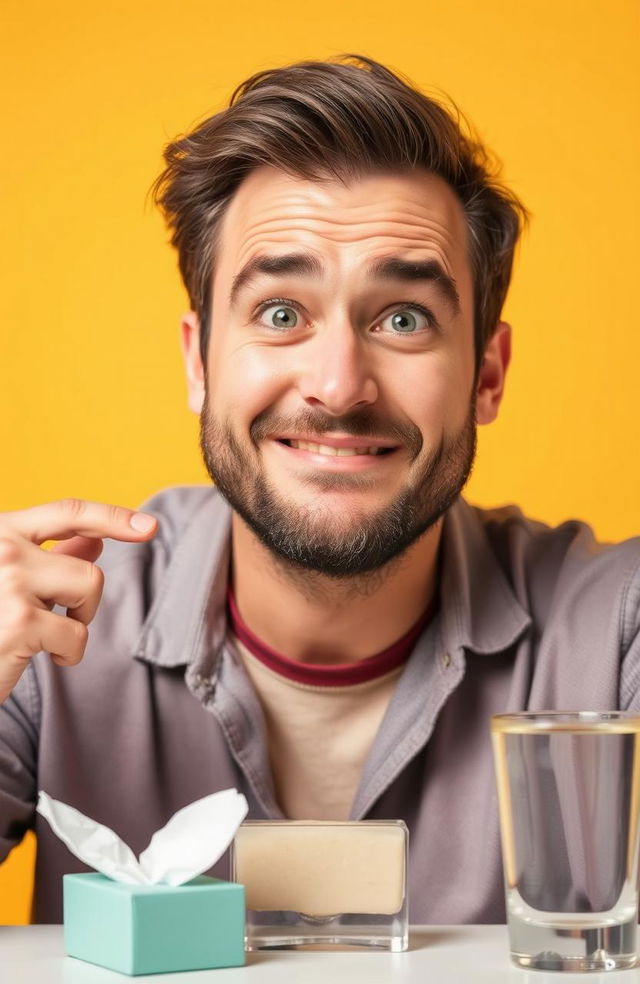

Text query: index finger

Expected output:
[0,498,158,545]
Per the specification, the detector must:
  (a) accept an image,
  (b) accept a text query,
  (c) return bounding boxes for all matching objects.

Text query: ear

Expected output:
[475,320,511,425]
[180,312,205,414]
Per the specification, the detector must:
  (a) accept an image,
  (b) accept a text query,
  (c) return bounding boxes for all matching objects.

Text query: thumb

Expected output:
[50,535,104,563]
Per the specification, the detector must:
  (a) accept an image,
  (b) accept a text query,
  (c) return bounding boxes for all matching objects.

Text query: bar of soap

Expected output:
[233,820,406,916]
[63,873,245,976]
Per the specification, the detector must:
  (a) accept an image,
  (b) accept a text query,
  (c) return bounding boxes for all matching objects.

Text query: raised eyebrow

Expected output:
[228,252,461,314]
[229,252,324,307]
[365,257,461,314]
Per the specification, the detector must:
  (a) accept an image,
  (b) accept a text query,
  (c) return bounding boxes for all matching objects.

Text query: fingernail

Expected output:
[130,513,155,533]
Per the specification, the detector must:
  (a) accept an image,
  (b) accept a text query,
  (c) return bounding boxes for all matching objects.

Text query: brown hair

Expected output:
[152,54,527,369]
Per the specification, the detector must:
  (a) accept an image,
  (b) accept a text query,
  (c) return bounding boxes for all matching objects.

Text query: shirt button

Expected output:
[441,651,451,668]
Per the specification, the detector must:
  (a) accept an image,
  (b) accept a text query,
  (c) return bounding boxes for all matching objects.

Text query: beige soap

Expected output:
[233,820,407,917]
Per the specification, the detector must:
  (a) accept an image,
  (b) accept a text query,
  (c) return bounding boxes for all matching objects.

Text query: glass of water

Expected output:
[491,711,640,972]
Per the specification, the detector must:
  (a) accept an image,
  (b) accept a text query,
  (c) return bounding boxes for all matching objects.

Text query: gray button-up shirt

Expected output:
[2,486,640,923]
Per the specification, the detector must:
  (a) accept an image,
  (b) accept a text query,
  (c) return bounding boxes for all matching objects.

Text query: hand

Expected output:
[0,498,157,703]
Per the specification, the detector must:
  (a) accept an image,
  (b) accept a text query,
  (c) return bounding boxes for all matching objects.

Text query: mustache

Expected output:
[250,407,423,458]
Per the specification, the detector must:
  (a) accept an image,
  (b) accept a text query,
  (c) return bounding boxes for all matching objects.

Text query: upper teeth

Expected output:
[288,440,382,456]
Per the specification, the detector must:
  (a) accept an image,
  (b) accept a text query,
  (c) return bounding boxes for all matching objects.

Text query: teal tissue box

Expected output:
[63,872,245,975]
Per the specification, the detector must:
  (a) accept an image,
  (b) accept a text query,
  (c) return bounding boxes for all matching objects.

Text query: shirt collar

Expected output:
[133,490,232,670]
[439,497,531,655]
[133,490,531,670]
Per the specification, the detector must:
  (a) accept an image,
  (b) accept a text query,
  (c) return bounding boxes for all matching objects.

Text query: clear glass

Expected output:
[231,820,408,951]
[491,711,640,972]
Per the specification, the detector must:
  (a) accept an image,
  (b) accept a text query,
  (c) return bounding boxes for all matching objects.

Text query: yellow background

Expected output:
[1,0,638,923]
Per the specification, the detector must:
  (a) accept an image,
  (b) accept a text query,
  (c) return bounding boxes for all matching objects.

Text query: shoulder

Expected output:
[30,484,230,692]
[96,484,227,574]
[465,500,640,648]
[472,500,640,575]
[90,485,231,636]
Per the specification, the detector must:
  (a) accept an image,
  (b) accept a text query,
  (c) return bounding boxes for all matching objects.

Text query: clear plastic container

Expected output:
[231,819,408,951]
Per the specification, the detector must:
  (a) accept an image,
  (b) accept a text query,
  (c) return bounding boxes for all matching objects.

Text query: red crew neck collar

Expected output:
[226,586,435,688]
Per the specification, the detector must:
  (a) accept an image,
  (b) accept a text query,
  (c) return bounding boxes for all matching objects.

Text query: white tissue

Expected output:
[36,788,248,886]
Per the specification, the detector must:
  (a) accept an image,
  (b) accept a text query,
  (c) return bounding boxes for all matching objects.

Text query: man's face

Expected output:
[194,166,482,577]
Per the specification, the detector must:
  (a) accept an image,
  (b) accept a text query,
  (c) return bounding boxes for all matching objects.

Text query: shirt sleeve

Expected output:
[0,663,40,862]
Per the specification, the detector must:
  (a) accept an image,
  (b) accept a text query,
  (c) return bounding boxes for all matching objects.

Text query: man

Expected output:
[1,54,639,924]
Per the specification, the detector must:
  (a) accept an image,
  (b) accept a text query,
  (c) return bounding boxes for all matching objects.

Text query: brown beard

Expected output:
[199,396,477,579]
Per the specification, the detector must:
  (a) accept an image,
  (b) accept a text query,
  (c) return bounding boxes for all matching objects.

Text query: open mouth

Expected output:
[277,439,396,457]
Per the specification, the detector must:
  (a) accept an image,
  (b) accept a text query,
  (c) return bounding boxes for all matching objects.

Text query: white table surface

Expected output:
[2,926,640,984]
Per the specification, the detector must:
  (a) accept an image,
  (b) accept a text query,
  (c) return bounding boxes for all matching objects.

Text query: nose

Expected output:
[297,324,379,415]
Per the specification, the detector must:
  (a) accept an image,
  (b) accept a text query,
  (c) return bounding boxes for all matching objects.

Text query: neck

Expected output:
[230,513,442,664]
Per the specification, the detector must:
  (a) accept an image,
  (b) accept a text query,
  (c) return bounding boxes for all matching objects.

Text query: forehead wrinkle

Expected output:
[238,218,459,250]
[225,166,468,253]
[233,185,465,234]
[236,202,467,252]
[236,204,460,238]
[227,182,469,288]
[237,225,456,254]
[236,217,459,262]
[235,231,460,284]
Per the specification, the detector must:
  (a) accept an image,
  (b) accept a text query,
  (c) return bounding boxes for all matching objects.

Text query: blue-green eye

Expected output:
[260,304,298,330]
[380,308,431,334]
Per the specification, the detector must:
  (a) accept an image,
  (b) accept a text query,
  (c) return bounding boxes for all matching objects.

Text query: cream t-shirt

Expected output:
[231,635,404,820]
